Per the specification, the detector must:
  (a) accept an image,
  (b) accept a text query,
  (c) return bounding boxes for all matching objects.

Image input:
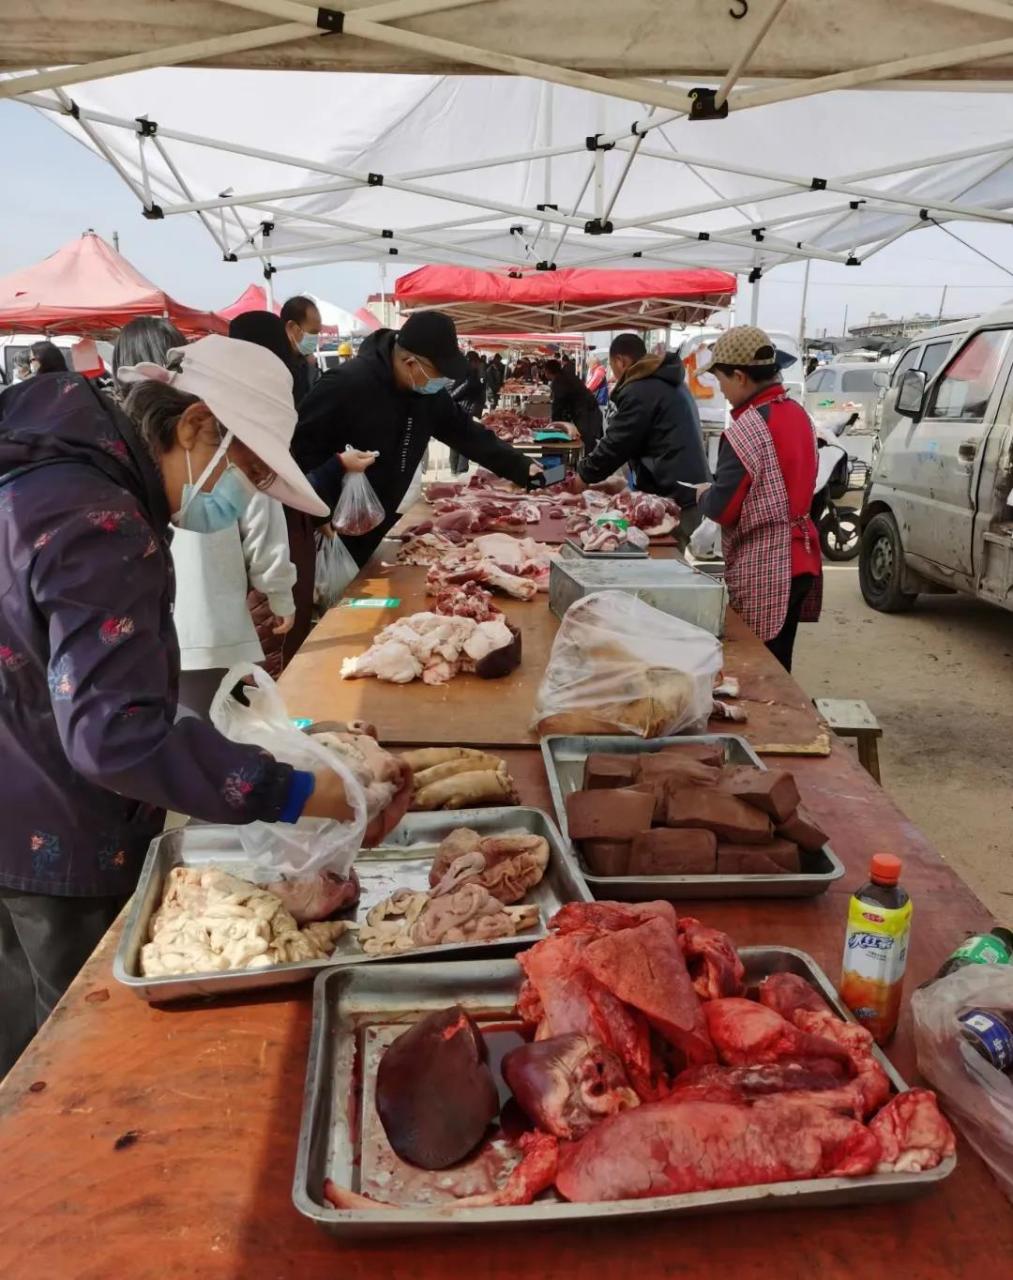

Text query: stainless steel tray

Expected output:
[562,538,649,559]
[113,808,590,1002]
[541,734,845,900]
[548,554,727,635]
[293,946,955,1236]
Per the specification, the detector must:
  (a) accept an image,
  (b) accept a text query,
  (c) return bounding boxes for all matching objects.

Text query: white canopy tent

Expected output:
[4,1,1013,300]
[309,294,371,335]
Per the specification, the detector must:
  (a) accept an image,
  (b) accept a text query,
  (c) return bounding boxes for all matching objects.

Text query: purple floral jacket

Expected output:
[0,374,294,897]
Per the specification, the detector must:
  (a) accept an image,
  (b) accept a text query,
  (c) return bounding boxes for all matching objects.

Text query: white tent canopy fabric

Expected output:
[15,66,1013,286]
[309,294,371,335]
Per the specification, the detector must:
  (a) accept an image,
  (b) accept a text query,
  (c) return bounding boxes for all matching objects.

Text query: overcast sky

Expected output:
[4,100,1012,337]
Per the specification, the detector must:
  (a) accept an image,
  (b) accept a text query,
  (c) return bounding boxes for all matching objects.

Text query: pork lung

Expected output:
[555,1097,881,1202]
[703,998,853,1069]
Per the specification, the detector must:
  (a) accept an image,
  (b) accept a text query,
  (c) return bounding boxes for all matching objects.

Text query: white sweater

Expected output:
[171,493,297,670]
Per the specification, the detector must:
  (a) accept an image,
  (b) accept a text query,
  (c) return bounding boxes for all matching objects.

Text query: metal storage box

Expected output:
[548,555,727,634]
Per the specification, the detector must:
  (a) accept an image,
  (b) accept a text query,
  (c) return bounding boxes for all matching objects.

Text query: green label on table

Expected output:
[340,597,401,608]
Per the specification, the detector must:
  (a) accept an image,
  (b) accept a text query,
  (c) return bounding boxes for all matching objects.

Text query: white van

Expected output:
[860,306,1013,613]
[0,334,83,385]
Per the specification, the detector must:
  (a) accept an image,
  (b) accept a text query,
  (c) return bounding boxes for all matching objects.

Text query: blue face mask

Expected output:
[298,332,318,356]
[174,435,256,534]
[408,356,453,396]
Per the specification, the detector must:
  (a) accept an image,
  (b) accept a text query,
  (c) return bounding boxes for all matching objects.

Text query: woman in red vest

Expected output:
[697,326,822,672]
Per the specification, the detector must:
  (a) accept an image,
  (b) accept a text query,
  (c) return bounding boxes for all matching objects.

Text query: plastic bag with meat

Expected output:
[331,452,385,536]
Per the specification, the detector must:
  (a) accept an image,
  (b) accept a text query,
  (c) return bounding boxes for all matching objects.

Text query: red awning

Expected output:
[395,266,736,333]
[219,283,280,321]
[0,232,226,338]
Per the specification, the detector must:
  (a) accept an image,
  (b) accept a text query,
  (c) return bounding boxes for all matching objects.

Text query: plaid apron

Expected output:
[722,394,822,642]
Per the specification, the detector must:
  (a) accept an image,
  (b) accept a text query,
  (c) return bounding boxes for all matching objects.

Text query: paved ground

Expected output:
[794,565,1012,919]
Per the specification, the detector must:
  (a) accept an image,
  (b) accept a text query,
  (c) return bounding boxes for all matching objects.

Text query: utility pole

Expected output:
[841,303,849,338]
[797,260,811,365]
[112,230,120,253]
[937,285,948,322]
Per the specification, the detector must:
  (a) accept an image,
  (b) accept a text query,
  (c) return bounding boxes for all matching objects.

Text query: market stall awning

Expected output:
[395,266,736,331]
[219,282,279,320]
[0,231,226,338]
[310,294,371,336]
[463,331,587,350]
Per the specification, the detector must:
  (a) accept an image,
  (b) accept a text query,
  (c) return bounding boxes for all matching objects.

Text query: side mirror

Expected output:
[873,369,889,389]
[896,368,927,418]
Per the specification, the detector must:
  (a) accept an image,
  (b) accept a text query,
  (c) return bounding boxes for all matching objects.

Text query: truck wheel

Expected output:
[860,513,917,613]
[819,510,861,561]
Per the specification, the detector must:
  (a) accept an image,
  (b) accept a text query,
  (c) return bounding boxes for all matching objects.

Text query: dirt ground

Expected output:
[793,565,1012,920]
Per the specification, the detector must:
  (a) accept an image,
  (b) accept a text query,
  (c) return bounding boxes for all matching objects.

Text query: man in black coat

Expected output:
[544,358,602,450]
[574,332,710,537]
[485,352,505,408]
[293,311,541,565]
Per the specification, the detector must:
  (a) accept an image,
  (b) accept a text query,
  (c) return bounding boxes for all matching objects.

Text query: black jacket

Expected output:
[549,370,602,450]
[576,352,709,501]
[293,330,532,564]
[452,366,486,420]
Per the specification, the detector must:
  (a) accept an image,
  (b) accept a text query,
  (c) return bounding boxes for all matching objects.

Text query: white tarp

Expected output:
[17,66,1013,282]
[310,294,370,334]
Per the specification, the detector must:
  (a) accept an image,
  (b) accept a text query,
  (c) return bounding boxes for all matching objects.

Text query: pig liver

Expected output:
[721,767,800,824]
[628,829,717,876]
[566,787,655,840]
[716,839,801,874]
[665,790,772,844]
[636,754,723,790]
[582,840,632,877]
[776,806,829,853]
[583,753,639,790]
[657,743,725,770]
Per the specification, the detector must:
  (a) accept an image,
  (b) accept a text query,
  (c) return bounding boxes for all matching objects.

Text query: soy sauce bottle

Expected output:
[840,853,913,1044]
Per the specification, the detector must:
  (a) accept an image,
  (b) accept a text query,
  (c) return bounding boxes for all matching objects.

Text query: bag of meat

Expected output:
[314,531,359,610]
[331,451,385,536]
[209,664,397,888]
[533,591,722,738]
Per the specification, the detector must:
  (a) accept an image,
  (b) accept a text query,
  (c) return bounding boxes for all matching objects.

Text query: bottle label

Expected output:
[951,935,1012,967]
[840,895,913,1042]
[959,1008,1013,1072]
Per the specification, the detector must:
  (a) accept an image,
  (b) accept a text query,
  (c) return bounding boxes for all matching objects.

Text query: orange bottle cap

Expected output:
[870,853,902,885]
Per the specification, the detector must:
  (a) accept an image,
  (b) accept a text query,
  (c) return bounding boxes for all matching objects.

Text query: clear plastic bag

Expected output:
[689,516,723,560]
[331,451,385,536]
[314,532,358,610]
[209,663,368,879]
[533,590,723,738]
[912,965,1013,1202]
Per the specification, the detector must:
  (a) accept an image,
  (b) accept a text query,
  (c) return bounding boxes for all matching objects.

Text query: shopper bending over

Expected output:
[544,358,602,450]
[293,311,543,566]
[0,335,409,1075]
[697,325,822,672]
[572,333,710,541]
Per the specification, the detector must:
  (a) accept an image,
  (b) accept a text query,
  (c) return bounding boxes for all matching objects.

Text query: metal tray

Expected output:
[548,555,727,634]
[541,734,845,900]
[293,946,955,1236]
[113,808,590,1002]
[562,538,649,559]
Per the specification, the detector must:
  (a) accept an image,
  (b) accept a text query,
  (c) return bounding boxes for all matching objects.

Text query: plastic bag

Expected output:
[210,663,368,879]
[533,590,723,738]
[689,516,723,561]
[912,965,1013,1202]
[314,532,358,610]
[331,449,384,536]
[397,460,425,514]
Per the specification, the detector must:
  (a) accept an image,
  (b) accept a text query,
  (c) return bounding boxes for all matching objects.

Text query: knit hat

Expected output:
[710,325,795,371]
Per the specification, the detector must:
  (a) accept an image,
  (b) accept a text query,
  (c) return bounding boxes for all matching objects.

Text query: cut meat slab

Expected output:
[677,918,746,1000]
[869,1088,956,1174]
[704,999,853,1070]
[555,1097,881,1202]
[549,899,678,937]
[579,917,714,1066]
[757,973,834,1022]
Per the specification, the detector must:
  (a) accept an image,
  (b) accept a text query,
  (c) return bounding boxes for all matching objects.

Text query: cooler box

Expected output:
[548,556,727,635]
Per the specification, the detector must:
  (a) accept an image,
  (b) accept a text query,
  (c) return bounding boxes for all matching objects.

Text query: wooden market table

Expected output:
[1,556,1011,1279]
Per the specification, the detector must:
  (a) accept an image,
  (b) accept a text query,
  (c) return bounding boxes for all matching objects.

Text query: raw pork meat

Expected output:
[792,1008,892,1116]
[264,869,360,924]
[502,1033,639,1140]
[579,916,715,1066]
[868,1088,955,1173]
[555,1097,881,1202]
[669,1061,849,1105]
[429,832,550,904]
[677,918,746,1000]
[550,899,678,937]
[431,581,502,621]
[340,612,516,685]
[704,999,854,1070]
[757,972,834,1021]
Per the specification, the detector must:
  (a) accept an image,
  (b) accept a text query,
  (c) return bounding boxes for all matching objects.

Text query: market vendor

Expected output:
[292,310,543,566]
[571,333,710,540]
[544,358,602,449]
[0,335,410,1076]
[697,325,822,672]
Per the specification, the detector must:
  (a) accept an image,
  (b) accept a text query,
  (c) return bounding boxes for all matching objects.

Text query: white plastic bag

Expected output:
[689,516,723,560]
[210,663,368,878]
[913,965,1013,1202]
[331,448,384,536]
[533,590,722,738]
[314,532,358,610]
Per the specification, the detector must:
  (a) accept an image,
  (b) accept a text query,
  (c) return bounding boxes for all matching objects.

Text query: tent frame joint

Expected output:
[748,266,762,283]
[846,254,861,265]
[585,134,615,152]
[134,117,158,137]
[223,252,238,262]
[367,172,384,186]
[316,7,345,33]
[810,177,827,191]
[535,260,556,271]
[141,204,164,220]
[688,88,729,122]
[583,218,614,235]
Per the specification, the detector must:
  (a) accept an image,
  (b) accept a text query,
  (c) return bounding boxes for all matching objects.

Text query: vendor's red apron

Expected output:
[722,395,822,642]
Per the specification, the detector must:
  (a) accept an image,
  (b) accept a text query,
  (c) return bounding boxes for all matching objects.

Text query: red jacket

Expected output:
[704,384,821,580]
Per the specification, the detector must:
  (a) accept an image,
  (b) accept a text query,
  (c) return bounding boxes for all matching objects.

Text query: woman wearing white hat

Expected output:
[0,335,410,1072]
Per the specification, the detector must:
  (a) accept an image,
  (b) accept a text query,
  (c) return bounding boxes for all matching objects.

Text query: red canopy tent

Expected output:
[0,232,225,338]
[395,266,736,334]
[218,283,280,322]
